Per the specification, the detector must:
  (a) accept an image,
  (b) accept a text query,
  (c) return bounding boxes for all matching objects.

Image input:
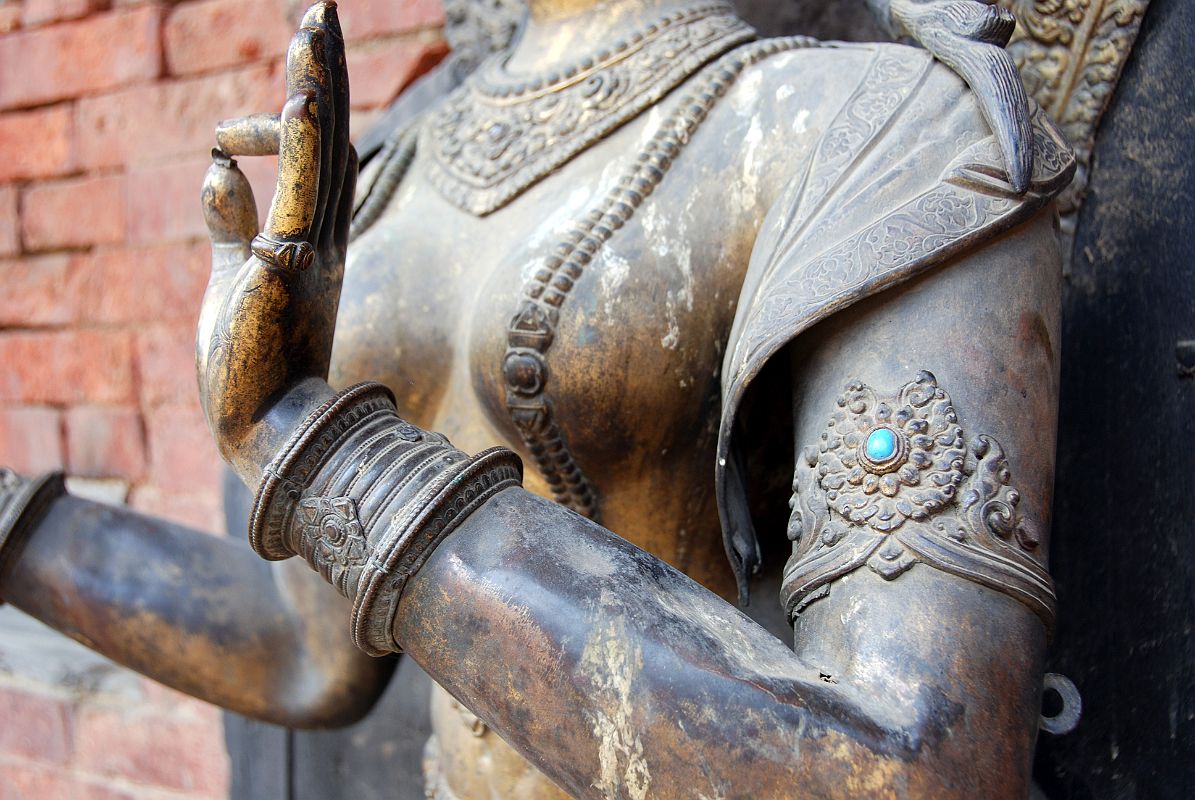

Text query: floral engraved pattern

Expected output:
[423,3,754,215]
[782,372,1056,628]
[816,373,966,536]
[728,103,1072,389]
[786,48,932,238]
[297,496,368,597]
[998,0,1150,240]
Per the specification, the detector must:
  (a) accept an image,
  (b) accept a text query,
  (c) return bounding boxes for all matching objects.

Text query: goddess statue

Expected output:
[0,0,1077,796]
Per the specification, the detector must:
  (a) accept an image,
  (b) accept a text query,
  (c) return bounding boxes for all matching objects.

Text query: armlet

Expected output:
[781,372,1055,630]
[714,50,1074,600]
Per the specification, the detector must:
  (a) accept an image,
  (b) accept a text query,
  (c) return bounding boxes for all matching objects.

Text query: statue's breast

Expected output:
[332,43,855,543]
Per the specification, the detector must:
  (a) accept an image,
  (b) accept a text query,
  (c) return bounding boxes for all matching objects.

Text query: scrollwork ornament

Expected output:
[997,0,1151,250]
[781,371,1056,629]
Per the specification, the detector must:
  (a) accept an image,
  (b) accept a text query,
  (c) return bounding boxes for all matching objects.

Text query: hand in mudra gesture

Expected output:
[197,1,355,480]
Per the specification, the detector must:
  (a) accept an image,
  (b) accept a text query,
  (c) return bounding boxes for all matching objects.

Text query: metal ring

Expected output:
[1039,672,1082,735]
[250,233,316,272]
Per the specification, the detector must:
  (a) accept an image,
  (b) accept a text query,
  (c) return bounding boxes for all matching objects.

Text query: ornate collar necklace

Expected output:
[422,1,756,215]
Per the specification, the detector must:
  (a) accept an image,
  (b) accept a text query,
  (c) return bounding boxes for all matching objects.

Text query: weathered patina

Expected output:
[0,0,1127,795]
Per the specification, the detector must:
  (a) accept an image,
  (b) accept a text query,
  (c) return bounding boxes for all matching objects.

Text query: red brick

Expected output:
[0,406,64,474]
[0,761,78,800]
[337,0,445,41]
[74,704,229,794]
[0,6,163,111]
[143,401,221,493]
[73,241,209,325]
[126,154,275,244]
[76,61,281,171]
[136,321,201,407]
[0,254,86,327]
[65,404,146,479]
[125,158,209,244]
[76,781,137,800]
[22,0,108,29]
[0,105,74,183]
[0,687,73,765]
[21,174,127,252]
[164,0,291,76]
[346,35,448,110]
[0,185,19,256]
[0,330,135,404]
[127,483,223,532]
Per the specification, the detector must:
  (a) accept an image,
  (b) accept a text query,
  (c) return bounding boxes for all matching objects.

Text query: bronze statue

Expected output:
[0,0,1085,796]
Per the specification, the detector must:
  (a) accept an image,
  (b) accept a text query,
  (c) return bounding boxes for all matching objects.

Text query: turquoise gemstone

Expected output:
[865,427,897,461]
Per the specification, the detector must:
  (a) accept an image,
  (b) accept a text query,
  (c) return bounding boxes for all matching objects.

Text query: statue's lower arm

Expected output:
[0,471,393,727]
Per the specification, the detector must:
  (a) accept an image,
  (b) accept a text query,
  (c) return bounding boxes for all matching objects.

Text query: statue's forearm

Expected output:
[1,488,392,727]
[392,483,1045,798]
[396,488,908,799]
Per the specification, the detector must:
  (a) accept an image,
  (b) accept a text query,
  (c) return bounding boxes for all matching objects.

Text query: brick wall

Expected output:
[0,0,447,796]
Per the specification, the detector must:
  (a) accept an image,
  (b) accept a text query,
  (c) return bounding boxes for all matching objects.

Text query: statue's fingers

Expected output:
[942,41,1033,193]
[198,150,259,395]
[215,113,282,157]
[304,1,350,252]
[287,13,336,247]
[332,146,357,259]
[263,91,321,247]
[203,150,259,248]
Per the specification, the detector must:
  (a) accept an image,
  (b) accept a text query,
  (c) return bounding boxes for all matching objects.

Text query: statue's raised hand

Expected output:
[869,0,1033,193]
[198,1,355,482]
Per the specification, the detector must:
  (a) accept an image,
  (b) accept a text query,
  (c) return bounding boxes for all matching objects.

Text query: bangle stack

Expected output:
[249,382,523,655]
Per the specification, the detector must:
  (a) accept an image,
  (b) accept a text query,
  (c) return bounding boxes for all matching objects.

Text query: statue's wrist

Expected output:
[0,469,66,603]
[248,382,523,655]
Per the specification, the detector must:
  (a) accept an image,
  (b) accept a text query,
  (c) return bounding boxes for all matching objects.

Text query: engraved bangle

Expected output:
[248,381,524,655]
[249,382,398,560]
[351,447,524,656]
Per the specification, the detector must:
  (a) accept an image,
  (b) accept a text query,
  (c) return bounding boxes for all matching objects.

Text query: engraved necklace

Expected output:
[422,0,756,215]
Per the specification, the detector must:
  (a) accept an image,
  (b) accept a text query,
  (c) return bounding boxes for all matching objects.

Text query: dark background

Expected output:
[226,0,1195,796]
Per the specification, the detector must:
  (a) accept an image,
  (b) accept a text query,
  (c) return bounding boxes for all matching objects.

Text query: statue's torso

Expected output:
[324,38,996,798]
[331,43,859,595]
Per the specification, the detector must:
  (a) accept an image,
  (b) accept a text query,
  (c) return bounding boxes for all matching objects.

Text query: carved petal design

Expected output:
[297,495,368,596]
[781,372,1057,629]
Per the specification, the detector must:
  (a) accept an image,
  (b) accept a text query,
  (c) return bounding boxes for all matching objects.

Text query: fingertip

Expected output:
[203,157,259,245]
[301,1,336,30]
[326,2,344,40]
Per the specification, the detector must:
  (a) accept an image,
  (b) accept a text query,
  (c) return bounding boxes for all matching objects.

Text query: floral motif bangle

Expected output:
[249,381,524,655]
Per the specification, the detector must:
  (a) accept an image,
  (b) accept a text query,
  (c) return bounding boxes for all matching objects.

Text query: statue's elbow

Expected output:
[266,656,396,730]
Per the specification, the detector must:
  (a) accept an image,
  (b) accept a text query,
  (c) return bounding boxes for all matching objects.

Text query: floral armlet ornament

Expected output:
[782,371,1056,630]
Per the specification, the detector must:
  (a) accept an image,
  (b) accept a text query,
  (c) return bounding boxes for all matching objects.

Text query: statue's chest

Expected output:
[332,136,757,509]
